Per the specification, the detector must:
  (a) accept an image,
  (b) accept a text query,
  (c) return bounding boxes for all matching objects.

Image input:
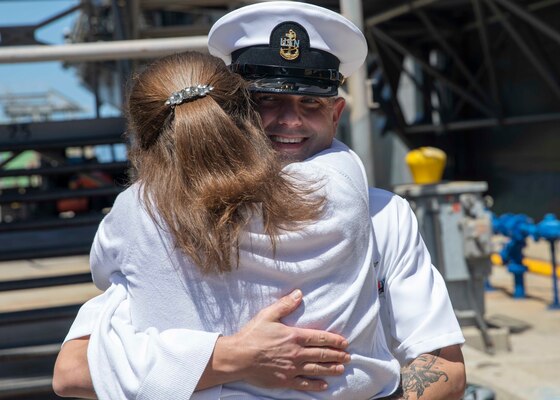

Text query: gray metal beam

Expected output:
[471,0,502,115]
[0,151,22,169]
[370,26,496,118]
[0,36,208,64]
[371,31,447,124]
[0,161,128,178]
[450,63,486,120]
[405,112,560,133]
[492,0,560,46]
[0,117,126,151]
[34,3,82,29]
[377,38,426,98]
[415,8,490,104]
[450,28,508,120]
[130,0,141,40]
[0,186,123,204]
[485,0,560,101]
[460,0,560,33]
[366,31,410,135]
[140,25,211,38]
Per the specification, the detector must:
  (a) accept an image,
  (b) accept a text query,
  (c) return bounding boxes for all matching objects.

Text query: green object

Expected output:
[0,151,39,189]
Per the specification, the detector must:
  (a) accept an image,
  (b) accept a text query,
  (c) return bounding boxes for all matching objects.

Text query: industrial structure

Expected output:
[0,0,559,398]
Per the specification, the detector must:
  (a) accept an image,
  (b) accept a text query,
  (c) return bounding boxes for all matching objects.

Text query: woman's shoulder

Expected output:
[99,182,154,239]
[112,182,140,207]
[108,182,150,219]
[305,139,358,171]
[285,139,369,197]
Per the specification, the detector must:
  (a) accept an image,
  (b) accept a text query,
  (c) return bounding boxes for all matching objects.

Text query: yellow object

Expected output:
[405,147,447,184]
[491,253,560,278]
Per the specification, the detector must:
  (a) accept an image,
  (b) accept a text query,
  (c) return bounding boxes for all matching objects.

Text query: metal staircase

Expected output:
[0,116,127,399]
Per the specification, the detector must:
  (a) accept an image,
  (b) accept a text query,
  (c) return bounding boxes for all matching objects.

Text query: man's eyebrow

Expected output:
[313,97,336,106]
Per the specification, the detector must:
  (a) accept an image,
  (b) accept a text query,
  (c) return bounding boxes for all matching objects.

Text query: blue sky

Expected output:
[0,0,108,122]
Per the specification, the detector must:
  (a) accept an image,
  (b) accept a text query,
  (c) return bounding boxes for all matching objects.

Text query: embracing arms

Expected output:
[53,288,350,398]
[53,336,464,400]
[53,308,464,400]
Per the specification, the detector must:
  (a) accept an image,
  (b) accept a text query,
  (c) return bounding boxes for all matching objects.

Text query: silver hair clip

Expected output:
[165,84,214,107]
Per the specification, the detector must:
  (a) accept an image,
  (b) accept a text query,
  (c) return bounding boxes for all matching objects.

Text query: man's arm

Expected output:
[369,189,466,400]
[53,336,96,399]
[387,345,465,400]
[53,289,349,398]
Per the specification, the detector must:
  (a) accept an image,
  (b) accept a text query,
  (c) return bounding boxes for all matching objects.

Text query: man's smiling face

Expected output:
[252,93,346,163]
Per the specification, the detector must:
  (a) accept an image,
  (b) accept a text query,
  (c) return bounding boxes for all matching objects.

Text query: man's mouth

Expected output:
[269,135,306,144]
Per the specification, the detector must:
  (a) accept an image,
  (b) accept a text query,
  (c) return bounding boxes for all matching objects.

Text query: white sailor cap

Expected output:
[208,1,368,97]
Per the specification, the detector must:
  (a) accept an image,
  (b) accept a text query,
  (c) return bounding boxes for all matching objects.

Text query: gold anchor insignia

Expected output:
[279,29,300,61]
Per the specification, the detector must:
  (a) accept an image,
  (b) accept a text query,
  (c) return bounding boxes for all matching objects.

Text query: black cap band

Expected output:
[229,21,343,96]
[230,64,343,84]
[230,63,343,97]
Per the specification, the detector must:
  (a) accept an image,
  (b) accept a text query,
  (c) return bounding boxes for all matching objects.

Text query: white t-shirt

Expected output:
[65,140,464,399]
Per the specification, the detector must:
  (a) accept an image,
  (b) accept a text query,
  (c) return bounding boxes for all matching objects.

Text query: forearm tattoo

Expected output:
[399,349,449,399]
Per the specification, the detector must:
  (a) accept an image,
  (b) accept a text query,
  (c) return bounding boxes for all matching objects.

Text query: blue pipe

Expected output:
[493,213,560,307]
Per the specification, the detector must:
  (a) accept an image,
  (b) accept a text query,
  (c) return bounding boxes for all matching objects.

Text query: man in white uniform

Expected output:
[53,2,466,399]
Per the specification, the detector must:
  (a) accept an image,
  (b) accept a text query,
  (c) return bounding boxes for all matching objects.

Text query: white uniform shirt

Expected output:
[65,141,464,400]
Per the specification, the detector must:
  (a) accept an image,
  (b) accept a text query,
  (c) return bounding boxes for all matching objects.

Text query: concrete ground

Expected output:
[463,264,560,400]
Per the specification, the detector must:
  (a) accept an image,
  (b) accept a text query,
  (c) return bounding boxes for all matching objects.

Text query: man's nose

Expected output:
[277,101,303,127]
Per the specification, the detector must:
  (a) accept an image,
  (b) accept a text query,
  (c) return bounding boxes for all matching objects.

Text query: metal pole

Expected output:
[340,0,375,186]
[130,0,141,40]
[549,240,560,309]
[0,36,208,64]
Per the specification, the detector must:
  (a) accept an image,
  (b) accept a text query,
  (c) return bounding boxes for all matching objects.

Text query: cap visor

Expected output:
[248,77,338,97]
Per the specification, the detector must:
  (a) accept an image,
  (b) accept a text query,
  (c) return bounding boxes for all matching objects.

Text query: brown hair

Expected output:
[126,51,324,274]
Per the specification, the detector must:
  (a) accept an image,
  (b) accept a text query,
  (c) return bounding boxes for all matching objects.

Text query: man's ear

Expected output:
[332,97,346,128]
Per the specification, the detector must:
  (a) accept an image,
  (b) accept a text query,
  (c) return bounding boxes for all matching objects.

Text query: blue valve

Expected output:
[492,213,533,298]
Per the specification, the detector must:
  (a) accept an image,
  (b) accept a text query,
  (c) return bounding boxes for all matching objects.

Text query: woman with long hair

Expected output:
[78,51,400,399]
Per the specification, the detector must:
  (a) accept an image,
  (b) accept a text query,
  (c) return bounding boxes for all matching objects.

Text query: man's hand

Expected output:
[198,289,350,392]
